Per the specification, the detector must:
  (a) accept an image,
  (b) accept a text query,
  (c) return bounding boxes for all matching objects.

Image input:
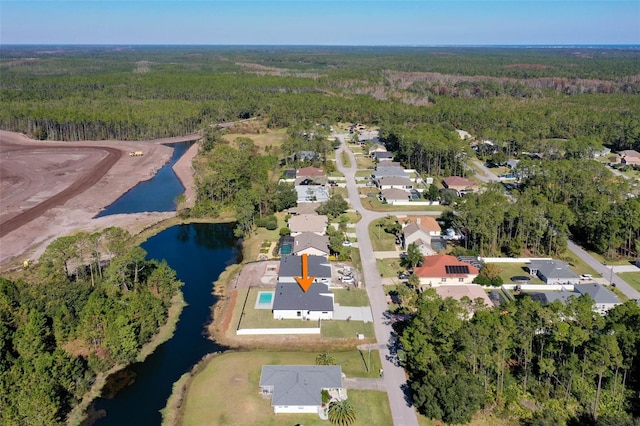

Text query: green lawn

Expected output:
[222,128,288,152]
[491,263,544,284]
[321,320,375,339]
[361,197,446,213]
[356,155,375,169]
[236,288,318,330]
[180,351,391,426]
[356,169,374,178]
[377,258,404,278]
[368,219,398,251]
[619,272,640,293]
[333,288,370,306]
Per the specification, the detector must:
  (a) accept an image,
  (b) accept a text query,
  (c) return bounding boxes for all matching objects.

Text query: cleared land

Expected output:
[0,130,201,267]
[180,351,389,426]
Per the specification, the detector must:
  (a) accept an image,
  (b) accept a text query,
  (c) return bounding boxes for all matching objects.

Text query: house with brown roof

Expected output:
[401,217,442,256]
[413,254,479,287]
[434,285,493,317]
[442,176,478,193]
[381,188,411,205]
[296,167,326,178]
[288,214,328,236]
[618,149,640,166]
[292,232,330,257]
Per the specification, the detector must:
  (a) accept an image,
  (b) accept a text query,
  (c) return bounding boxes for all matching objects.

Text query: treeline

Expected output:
[451,159,640,258]
[0,227,182,425]
[1,46,639,153]
[400,290,640,425]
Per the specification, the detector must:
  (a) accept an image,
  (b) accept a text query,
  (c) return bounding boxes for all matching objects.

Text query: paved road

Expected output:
[567,240,640,301]
[335,133,419,426]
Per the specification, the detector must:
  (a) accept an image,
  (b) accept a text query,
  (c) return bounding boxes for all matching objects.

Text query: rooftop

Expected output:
[292,232,330,255]
[288,214,328,234]
[296,166,325,177]
[442,176,477,188]
[381,188,410,201]
[575,283,621,305]
[414,254,480,278]
[528,260,579,280]
[259,365,342,407]
[279,254,332,278]
[272,281,334,312]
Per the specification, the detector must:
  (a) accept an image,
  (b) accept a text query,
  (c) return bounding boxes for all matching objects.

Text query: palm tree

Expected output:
[328,399,356,425]
[315,352,337,365]
[401,242,423,269]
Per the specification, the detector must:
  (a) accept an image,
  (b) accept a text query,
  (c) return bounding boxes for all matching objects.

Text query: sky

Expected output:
[1,1,639,46]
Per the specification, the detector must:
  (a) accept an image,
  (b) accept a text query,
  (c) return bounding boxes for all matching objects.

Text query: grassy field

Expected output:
[321,320,375,339]
[377,258,404,278]
[619,272,640,292]
[243,212,286,261]
[222,128,288,152]
[356,155,376,169]
[356,170,374,178]
[341,151,352,168]
[361,197,446,213]
[333,288,370,306]
[368,219,398,251]
[559,251,603,277]
[181,351,390,426]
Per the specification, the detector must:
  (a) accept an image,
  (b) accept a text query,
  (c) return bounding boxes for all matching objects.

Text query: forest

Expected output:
[0,228,182,425]
[399,289,640,425]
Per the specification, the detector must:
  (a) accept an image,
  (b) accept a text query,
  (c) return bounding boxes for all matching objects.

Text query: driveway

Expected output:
[333,304,374,322]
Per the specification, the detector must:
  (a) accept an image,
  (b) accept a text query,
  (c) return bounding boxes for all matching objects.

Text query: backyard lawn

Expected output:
[180,351,391,426]
[491,263,544,284]
[377,258,404,278]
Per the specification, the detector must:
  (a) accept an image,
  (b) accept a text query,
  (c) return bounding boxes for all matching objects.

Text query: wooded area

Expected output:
[0,228,182,425]
[399,290,640,425]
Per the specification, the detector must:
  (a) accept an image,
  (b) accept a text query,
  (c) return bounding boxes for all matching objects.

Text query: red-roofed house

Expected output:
[442,176,478,193]
[413,254,479,287]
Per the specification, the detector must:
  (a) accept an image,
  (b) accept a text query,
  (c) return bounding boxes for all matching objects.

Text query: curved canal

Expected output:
[92,222,241,425]
[95,142,191,217]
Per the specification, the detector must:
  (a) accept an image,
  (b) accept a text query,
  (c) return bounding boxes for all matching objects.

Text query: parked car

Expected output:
[365,181,376,187]
[580,274,593,280]
[342,241,352,247]
[340,275,355,283]
[398,272,410,280]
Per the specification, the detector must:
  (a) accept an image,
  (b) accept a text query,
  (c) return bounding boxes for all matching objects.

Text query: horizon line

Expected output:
[2,43,640,48]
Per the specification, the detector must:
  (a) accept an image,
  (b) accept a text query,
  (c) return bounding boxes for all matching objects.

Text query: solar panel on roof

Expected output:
[445,265,470,274]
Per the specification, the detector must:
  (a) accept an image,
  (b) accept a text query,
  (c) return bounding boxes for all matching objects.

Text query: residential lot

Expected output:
[181,351,389,426]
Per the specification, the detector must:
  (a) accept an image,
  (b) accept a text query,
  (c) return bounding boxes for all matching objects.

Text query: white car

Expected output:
[342,241,352,247]
[580,274,593,280]
[340,275,355,283]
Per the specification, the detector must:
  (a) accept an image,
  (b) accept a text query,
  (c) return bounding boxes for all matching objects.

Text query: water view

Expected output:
[95,142,191,217]
[92,223,240,425]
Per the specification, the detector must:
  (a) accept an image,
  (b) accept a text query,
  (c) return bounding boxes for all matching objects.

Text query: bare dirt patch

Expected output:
[0,130,200,268]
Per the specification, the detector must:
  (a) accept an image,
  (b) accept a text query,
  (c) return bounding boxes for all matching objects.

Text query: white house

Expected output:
[527,260,580,285]
[272,281,334,320]
[259,365,344,414]
[413,254,479,287]
[376,176,414,190]
[381,188,410,205]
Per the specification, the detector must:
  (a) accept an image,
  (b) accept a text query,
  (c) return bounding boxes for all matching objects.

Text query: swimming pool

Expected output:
[255,291,275,309]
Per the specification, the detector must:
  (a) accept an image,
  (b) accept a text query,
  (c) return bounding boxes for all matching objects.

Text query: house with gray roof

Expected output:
[259,365,343,414]
[575,283,621,315]
[278,254,332,285]
[527,260,580,285]
[292,232,330,257]
[373,151,394,162]
[371,166,409,179]
[295,185,330,204]
[376,176,414,190]
[272,281,334,320]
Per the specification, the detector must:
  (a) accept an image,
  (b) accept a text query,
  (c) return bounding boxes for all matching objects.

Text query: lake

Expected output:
[91,222,240,425]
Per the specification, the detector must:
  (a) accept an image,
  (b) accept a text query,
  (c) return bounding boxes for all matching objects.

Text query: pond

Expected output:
[91,222,241,425]
[95,142,191,217]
